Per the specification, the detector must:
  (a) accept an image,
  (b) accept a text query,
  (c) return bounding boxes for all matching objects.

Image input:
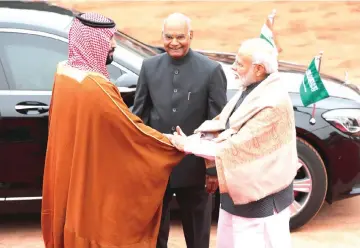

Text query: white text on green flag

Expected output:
[300,57,329,107]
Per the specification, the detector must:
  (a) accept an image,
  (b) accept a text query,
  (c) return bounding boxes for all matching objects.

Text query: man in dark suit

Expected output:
[132,12,227,248]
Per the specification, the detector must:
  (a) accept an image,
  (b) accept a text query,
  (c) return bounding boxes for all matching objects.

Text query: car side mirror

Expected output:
[115,73,138,88]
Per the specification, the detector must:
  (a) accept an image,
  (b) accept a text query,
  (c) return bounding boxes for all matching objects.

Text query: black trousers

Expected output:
[156,185,212,248]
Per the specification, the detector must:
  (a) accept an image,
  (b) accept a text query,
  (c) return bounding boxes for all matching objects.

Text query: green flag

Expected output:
[260,9,281,54]
[260,23,275,48]
[300,58,329,107]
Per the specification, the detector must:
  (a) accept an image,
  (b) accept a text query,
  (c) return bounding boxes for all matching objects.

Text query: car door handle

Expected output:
[15,102,49,115]
[15,105,49,111]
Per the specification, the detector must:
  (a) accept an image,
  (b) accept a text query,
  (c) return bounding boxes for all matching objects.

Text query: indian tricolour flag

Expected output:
[260,9,277,50]
[300,56,330,107]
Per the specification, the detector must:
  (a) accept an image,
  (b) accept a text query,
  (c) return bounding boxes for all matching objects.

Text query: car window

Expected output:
[0,32,131,91]
[0,32,68,91]
[0,59,9,90]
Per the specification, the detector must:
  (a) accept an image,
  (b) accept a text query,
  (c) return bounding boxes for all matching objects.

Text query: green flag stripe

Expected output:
[260,33,274,47]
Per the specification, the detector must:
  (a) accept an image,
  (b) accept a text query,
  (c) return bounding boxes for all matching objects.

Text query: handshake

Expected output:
[165,126,219,161]
[165,126,219,193]
[164,126,187,152]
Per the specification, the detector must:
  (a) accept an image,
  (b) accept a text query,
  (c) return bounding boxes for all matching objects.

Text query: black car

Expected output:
[1,1,360,231]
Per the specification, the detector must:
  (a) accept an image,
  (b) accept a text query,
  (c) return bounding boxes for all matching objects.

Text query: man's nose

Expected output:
[231,63,237,71]
[170,38,180,45]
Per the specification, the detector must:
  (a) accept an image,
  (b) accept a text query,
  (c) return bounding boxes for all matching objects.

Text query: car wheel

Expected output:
[289,137,328,230]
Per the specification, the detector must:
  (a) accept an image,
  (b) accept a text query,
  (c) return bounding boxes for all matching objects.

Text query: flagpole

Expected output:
[310,51,324,125]
[317,51,324,72]
[344,71,349,84]
[268,9,276,25]
[267,9,283,54]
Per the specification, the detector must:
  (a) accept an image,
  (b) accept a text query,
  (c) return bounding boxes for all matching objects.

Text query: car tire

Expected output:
[290,137,328,230]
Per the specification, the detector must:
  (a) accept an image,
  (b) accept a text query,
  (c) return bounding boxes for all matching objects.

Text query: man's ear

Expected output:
[256,64,266,77]
[189,30,194,40]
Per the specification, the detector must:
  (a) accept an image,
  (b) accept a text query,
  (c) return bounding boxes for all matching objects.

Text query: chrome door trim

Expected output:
[2,196,42,201]
[0,88,134,95]
[0,90,51,95]
[0,28,68,42]
[118,87,136,93]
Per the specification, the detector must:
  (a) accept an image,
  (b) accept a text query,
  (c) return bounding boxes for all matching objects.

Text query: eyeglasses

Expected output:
[233,59,263,69]
[163,32,190,42]
[233,60,242,68]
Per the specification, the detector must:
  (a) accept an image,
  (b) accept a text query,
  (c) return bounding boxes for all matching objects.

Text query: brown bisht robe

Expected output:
[42,64,185,248]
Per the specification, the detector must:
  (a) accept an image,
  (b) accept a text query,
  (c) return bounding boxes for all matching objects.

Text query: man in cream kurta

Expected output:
[168,38,298,248]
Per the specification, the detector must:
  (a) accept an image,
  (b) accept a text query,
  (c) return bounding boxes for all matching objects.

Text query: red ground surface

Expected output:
[1,197,360,247]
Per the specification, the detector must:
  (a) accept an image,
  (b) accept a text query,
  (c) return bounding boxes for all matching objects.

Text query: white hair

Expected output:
[238,38,278,74]
[162,13,192,32]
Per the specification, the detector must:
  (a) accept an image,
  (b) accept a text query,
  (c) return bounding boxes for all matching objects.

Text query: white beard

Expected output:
[235,67,256,89]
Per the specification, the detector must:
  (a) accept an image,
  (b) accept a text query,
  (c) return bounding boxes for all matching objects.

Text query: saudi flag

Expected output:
[300,57,329,107]
[260,9,276,49]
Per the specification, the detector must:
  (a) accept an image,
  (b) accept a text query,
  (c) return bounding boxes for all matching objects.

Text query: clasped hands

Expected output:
[165,126,189,152]
[165,126,218,194]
